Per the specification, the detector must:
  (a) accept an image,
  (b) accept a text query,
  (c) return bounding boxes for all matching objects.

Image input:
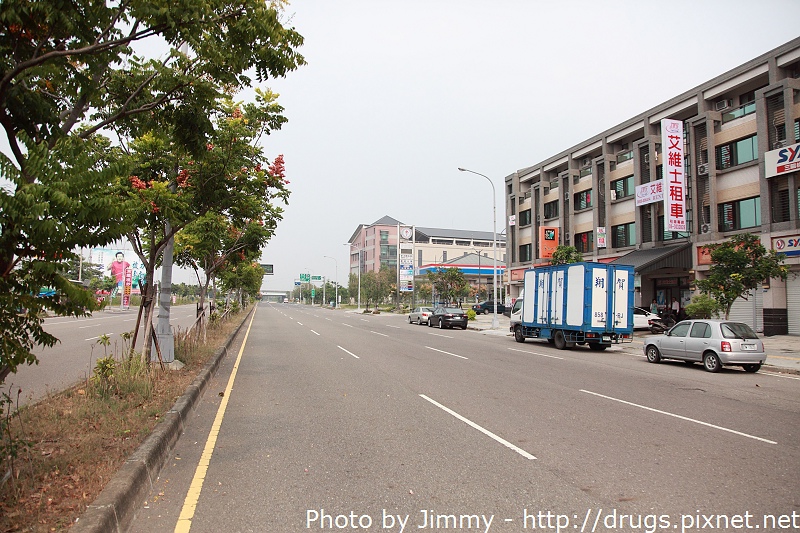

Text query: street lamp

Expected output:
[323,255,338,308]
[458,167,499,329]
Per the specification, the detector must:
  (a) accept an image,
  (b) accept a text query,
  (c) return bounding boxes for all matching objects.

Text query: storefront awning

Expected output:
[610,243,692,274]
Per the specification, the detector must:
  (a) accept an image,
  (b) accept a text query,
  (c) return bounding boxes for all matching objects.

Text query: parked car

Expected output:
[643,319,765,373]
[472,300,505,315]
[428,307,468,329]
[633,306,656,329]
[408,306,433,325]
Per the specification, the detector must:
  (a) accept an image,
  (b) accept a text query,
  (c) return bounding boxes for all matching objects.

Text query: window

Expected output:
[718,196,760,232]
[611,222,636,248]
[380,230,389,243]
[519,209,532,226]
[544,200,559,219]
[721,101,756,124]
[690,322,712,338]
[519,244,532,262]
[573,190,592,211]
[442,251,447,262]
[610,175,634,199]
[716,134,758,170]
[575,231,594,253]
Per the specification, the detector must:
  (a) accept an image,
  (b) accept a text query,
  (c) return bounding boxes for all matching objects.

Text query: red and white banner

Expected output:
[661,119,686,232]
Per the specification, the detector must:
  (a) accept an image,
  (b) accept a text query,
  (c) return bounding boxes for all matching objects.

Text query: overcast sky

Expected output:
[251,0,800,292]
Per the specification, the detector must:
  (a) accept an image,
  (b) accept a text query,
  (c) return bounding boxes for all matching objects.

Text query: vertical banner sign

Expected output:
[596,227,607,248]
[123,267,133,307]
[662,119,686,232]
[399,227,414,292]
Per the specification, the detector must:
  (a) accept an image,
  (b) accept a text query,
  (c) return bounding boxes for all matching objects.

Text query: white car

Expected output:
[633,307,657,329]
[408,307,433,325]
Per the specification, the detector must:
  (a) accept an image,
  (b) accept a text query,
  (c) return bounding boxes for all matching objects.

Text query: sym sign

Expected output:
[772,235,800,257]
[765,141,800,178]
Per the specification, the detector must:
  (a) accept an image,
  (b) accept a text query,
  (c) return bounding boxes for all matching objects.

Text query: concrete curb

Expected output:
[73,305,256,533]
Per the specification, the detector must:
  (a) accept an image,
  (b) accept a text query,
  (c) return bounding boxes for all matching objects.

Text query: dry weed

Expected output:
[0,310,245,532]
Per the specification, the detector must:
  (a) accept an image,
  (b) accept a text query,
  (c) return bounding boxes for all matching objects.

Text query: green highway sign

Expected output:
[260,263,273,275]
[311,275,322,281]
[299,273,310,282]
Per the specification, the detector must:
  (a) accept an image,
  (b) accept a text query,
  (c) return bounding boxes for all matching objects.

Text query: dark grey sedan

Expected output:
[428,307,468,330]
[643,319,765,373]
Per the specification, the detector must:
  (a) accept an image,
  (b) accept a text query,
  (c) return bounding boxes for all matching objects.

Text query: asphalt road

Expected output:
[128,302,799,533]
[3,304,200,406]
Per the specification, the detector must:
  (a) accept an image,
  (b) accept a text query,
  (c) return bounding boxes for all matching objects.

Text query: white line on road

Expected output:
[419,394,536,460]
[386,325,401,329]
[85,333,115,341]
[580,389,777,445]
[310,330,320,336]
[427,332,453,339]
[761,371,800,380]
[425,346,468,360]
[508,347,564,360]
[337,346,360,359]
[78,324,102,329]
[297,322,304,326]
[342,323,354,328]
[370,331,389,337]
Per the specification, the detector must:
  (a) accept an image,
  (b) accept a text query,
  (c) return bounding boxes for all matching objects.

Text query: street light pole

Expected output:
[458,167,499,329]
[323,255,338,308]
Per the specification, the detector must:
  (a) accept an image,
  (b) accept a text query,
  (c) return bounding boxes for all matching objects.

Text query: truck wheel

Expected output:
[553,331,567,350]
[589,343,607,351]
[514,326,525,343]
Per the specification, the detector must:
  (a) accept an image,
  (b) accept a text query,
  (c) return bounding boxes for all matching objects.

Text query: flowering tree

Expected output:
[119,95,290,357]
[0,0,304,383]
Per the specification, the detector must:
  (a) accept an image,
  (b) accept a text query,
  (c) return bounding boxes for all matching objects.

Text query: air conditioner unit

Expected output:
[609,190,617,201]
[564,192,570,200]
[773,140,787,150]
[714,99,732,112]
[697,163,709,175]
[543,187,549,195]
[582,158,590,168]
[643,153,650,164]
[700,223,711,234]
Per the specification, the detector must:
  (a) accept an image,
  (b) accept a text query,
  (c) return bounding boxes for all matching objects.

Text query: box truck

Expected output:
[509,262,634,350]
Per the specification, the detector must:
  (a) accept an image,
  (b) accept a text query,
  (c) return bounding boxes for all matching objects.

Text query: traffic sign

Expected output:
[299,273,310,282]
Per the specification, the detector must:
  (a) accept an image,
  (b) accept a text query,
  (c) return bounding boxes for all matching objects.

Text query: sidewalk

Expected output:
[467,312,800,374]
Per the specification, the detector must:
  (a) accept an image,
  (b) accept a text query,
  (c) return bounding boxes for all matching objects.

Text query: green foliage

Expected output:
[467,309,477,321]
[550,245,583,265]
[1,136,127,383]
[684,294,722,319]
[0,0,305,384]
[427,268,469,304]
[695,233,788,318]
[91,356,117,397]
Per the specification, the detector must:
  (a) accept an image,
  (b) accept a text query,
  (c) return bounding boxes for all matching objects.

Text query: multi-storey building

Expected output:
[505,38,800,335]
[347,215,506,294]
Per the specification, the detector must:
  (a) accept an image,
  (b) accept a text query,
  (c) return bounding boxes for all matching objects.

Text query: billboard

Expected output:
[539,226,559,258]
[765,142,800,178]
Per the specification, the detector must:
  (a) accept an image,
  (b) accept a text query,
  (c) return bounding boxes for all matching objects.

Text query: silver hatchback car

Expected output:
[643,319,765,373]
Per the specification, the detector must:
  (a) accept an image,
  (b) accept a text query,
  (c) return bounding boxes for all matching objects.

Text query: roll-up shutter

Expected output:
[787,272,800,336]
[728,289,763,332]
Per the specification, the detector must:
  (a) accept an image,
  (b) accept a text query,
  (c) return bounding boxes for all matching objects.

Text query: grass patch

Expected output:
[0,306,248,532]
